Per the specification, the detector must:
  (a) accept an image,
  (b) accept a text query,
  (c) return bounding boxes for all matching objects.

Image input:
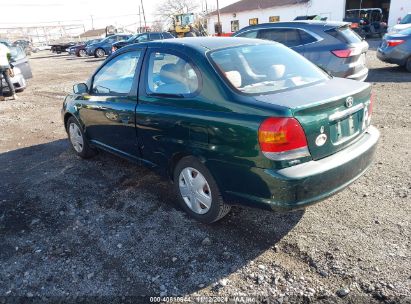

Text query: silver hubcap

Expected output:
[178,167,212,215]
[97,49,104,57]
[69,123,84,153]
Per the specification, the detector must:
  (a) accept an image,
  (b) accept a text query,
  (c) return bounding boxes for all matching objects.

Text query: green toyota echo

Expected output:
[62,37,379,223]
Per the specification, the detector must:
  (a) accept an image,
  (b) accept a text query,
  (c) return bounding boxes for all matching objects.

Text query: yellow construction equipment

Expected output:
[169,13,207,38]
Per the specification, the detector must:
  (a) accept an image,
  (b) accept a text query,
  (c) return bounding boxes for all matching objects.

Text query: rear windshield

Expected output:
[209,43,329,95]
[326,26,362,44]
[400,14,411,24]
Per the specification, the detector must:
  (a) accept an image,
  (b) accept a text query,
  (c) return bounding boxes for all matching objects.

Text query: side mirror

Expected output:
[73,83,88,94]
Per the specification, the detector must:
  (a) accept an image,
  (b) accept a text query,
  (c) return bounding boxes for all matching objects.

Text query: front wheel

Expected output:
[94,48,105,58]
[78,49,87,57]
[66,117,97,158]
[173,157,231,223]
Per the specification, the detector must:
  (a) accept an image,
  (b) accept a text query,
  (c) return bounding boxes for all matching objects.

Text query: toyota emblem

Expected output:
[345,97,354,108]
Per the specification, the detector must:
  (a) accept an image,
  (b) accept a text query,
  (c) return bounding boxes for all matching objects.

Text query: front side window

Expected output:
[92,50,141,95]
[209,44,329,95]
[147,52,199,95]
[136,34,149,43]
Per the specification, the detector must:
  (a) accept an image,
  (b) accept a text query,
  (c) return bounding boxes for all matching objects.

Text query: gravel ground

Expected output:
[0,41,410,303]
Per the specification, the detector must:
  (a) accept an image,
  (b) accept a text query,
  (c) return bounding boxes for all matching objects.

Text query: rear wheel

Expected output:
[66,117,97,158]
[78,49,87,57]
[173,157,231,223]
[94,48,105,58]
[406,57,411,73]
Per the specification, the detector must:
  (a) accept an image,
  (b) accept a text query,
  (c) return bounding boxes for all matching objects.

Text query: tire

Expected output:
[94,48,105,58]
[78,49,87,57]
[406,57,411,73]
[66,117,97,158]
[173,156,231,223]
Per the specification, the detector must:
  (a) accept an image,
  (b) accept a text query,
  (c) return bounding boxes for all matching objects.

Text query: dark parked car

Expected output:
[50,42,76,54]
[377,28,411,72]
[233,21,369,81]
[112,32,174,52]
[62,38,379,223]
[68,39,102,57]
[85,34,131,58]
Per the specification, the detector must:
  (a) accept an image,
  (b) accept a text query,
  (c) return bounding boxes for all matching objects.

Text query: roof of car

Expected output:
[131,37,274,52]
[235,20,349,33]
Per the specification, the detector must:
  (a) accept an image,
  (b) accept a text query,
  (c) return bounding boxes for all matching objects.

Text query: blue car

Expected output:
[377,28,411,72]
[86,34,131,58]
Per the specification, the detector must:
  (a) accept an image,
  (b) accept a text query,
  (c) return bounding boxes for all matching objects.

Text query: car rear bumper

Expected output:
[377,48,408,66]
[346,67,369,82]
[1,74,26,92]
[226,126,379,211]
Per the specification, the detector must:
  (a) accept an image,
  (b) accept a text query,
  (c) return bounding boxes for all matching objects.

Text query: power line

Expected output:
[0,13,142,26]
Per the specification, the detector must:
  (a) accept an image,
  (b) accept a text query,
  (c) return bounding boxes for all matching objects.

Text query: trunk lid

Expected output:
[254,78,371,161]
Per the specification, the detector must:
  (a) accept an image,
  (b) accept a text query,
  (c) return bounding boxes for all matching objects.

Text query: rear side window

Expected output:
[326,26,362,44]
[299,30,317,44]
[237,30,258,38]
[146,52,199,95]
[149,33,162,40]
[162,32,174,39]
[258,28,301,47]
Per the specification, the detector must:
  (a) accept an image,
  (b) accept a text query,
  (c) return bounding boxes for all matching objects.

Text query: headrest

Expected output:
[225,71,242,88]
[159,64,181,84]
[271,64,286,79]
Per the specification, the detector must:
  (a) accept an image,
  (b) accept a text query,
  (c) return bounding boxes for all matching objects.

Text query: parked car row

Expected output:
[66,32,174,59]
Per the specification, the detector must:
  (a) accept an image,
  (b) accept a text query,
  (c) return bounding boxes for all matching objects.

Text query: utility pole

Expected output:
[90,15,94,30]
[139,6,142,33]
[140,0,147,31]
[216,0,222,35]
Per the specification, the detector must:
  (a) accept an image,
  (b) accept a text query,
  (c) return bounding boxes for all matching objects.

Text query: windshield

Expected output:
[9,46,26,61]
[209,43,329,95]
[400,14,411,24]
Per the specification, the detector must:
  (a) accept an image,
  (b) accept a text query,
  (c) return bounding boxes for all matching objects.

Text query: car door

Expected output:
[257,28,306,54]
[78,48,145,157]
[135,49,202,167]
[10,46,32,79]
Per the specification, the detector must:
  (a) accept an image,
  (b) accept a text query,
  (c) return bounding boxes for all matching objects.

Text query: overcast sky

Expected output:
[0,0,238,30]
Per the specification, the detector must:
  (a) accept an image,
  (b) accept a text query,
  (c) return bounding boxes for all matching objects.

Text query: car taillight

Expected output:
[369,93,374,116]
[386,40,405,47]
[331,47,362,58]
[258,117,310,161]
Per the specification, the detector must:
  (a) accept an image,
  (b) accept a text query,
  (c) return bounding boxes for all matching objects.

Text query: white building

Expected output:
[207,0,411,35]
